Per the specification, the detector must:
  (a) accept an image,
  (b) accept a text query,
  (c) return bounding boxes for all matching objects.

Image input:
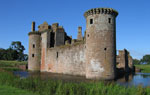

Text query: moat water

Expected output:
[13,71,150,87]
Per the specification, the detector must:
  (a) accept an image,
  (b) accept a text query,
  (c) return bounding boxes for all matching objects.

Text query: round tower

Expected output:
[28,22,41,71]
[84,8,118,80]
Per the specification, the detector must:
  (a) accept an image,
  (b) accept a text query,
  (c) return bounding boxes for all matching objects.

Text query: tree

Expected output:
[140,55,150,64]
[10,41,25,61]
[0,48,5,60]
[10,41,25,53]
[0,41,27,61]
[23,54,28,61]
[133,59,140,65]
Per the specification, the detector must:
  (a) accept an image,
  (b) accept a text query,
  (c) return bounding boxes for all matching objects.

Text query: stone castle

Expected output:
[28,8,133,80]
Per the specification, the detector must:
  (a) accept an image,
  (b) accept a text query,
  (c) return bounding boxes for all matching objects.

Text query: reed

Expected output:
[0,71,149,95]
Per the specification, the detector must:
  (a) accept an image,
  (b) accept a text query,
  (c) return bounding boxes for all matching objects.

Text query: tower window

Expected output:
[87,34,89,37]
[32,54,34,57]
[56,52,58,58]
[90,19,93,24]
[108,18,111,23]
[33,44,35,48]
[104,48,107,51]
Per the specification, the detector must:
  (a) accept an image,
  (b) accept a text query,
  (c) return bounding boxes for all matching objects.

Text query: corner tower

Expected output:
[84,8,118,80]
[28,21,41,71]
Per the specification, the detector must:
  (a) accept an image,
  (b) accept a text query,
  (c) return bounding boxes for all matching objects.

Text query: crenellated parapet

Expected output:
[84,8,118,18]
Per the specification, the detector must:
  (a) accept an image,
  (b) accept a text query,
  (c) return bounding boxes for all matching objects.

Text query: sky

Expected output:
[0,0,149,59]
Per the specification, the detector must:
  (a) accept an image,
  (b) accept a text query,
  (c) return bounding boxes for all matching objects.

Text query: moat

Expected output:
[13,71,150,87]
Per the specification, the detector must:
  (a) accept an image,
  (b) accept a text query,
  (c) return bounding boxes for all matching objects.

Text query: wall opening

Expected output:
[56,52,58,58]
[87,34,89,37]
[90,19,93,24]
[108,18,111,24]
[32,54,34,58]
[33,44,35,48]
[104,48,107,59]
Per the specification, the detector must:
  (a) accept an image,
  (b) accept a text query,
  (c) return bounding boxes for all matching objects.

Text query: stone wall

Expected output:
[41,43,86,76]
[84,8,118,80]
[117,49,133,72]
[28,32,41,71]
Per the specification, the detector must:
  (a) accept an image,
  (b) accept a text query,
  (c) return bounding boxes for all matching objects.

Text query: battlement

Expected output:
[84,8,118,18]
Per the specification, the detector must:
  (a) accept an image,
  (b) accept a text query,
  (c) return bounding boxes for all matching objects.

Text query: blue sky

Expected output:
[0,0,149,59]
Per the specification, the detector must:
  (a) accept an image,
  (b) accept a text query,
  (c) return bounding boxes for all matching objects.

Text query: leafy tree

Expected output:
[0,48,19,60]
[133,59,140,65]
[6,48,18,60]
[23,54,28,61]
[140,55,150,64]
[10,41,25,53]
[10,41,25,61]
[0,48,5,60]
[0,41,28,61]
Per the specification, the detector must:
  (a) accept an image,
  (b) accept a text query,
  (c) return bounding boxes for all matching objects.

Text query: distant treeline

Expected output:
[0,41,28,61]
[133,55,150,65]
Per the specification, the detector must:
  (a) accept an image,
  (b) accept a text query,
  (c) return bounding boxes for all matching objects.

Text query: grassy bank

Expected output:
[135,64,150,73]
[0,85,38,95]
[0,71,150,95]
[0,60,150,95]
[0,60,27,71]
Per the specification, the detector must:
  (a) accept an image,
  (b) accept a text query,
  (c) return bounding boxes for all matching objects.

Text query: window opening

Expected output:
[32,54,34,58]
[90,19,93,24]
[33,44,35,48]
[57,52,58,58]
[108,18,111,23]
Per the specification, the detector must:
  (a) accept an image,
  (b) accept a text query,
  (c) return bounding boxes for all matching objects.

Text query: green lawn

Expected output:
[0,60,27,67]
[0,85,38,95]
[0,60,27,71]
[135,64,150,73]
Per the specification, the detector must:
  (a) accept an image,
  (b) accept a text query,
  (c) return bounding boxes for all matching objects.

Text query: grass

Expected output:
[0,60,27,67]
[0,85,39,95]
[135,64,150,73]
[0,60,27,71]
[1,60,150,95]
[0,71,150,95]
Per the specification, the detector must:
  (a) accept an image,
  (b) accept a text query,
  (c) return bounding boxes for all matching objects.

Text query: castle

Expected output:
[28,8,133,80]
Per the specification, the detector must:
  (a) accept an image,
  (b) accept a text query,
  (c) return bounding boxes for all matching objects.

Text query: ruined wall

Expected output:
[128,56,133,69]
[77,27,83,40]
[55,28,65,46]
[117,49,133,72]
[41,43,86,76]
[38,22,50,32]
[117,50,126,69]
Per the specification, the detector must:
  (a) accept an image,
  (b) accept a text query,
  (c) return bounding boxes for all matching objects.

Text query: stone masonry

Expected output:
[28,8,133,80]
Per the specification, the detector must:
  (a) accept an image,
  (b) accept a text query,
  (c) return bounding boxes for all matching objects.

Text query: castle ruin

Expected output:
[28,8,133,80]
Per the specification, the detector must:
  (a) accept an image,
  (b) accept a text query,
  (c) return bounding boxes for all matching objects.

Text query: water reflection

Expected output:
[13,71,150,87]
[116,72,150,87]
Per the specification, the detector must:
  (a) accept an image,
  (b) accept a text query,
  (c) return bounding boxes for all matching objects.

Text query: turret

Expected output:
[28,21,41,71]
[84,8,118,80]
